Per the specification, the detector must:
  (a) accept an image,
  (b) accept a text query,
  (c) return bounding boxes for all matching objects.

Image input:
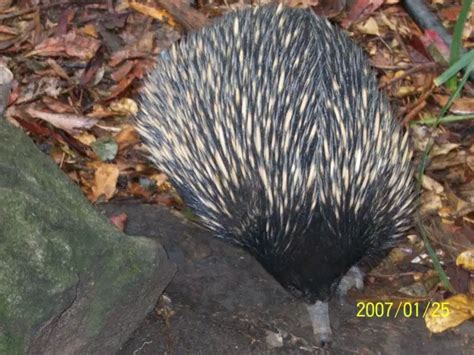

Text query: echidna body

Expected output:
[137,4,415,343]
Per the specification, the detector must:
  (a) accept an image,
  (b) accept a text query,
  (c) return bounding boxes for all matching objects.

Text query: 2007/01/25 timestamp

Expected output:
[356,301,450,319]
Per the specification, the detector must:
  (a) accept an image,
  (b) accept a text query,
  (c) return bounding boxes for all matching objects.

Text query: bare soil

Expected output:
[99,202,473,354]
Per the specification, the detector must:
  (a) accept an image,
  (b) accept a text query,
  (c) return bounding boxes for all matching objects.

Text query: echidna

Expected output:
[136,4,416,345]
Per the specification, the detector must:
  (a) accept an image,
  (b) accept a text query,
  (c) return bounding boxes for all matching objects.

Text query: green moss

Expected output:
[0,120,172,352]
[0,331,24,355]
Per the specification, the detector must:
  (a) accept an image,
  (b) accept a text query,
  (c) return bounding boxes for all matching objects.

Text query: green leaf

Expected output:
[434,50,474,86]
[446,0,473,90]
[411,114,474,126]
[91,137,118,161]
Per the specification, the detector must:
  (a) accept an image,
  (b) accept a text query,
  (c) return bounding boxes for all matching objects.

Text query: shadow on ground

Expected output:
[99,202,473,354]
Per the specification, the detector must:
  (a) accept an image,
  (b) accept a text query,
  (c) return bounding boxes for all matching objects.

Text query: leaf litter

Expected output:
[1,0,472,335]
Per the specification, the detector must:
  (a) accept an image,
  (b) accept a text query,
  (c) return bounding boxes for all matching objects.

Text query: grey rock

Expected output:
[0,119,176,354]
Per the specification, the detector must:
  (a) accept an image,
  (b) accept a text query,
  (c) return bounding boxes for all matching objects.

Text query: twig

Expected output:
[403,100,426,125]
[400,80,436,124]
[369,271,420,279]
[380,62,437,89]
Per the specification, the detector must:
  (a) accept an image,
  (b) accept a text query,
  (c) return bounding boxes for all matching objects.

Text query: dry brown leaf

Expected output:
[425,294,474,333]
[0,0,13,11]
[42,96,75,114]
[26,108,98,134]
[129,0,177,27]
[111,61,135,82]
[115,159,138,171]
[17,77,62,104]
[438,207,454,219]
[91,163,119,202]
[79,23,98,38]
[379,12,396,31]
[312,0,345,17]
[150,173,170,189]
[28,31,100,60]
[109,98,138,116]
[467,154,474,171]
[396,86,417,97]
[115,125,139,149]
[434,95,474,115]
[439,6,462,22]
[109,49,149,67]
[46,58,71,81]
[283,0,319,7]
[129,181,153,198]
[0,24,18,36]
[88,104,121,119]
[74,132,96,146]
[422,175,444,194]
[431,143,460,158]
[107,74,137,100]
[357,17,380,36]
[27,35,64,57]
[341,0,384,28]
[64,31,100,59]
[430,150,466,170]
[50,149,65,165]
[136,31,155,53]
[386,247,408,264]
[420,191,443,215]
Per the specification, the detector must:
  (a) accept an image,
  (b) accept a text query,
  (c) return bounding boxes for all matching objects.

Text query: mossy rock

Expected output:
[0,120,176,354]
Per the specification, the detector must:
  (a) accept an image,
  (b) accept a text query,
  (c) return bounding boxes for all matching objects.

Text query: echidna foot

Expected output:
[306,301,332,347]
[336,265,364,304]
